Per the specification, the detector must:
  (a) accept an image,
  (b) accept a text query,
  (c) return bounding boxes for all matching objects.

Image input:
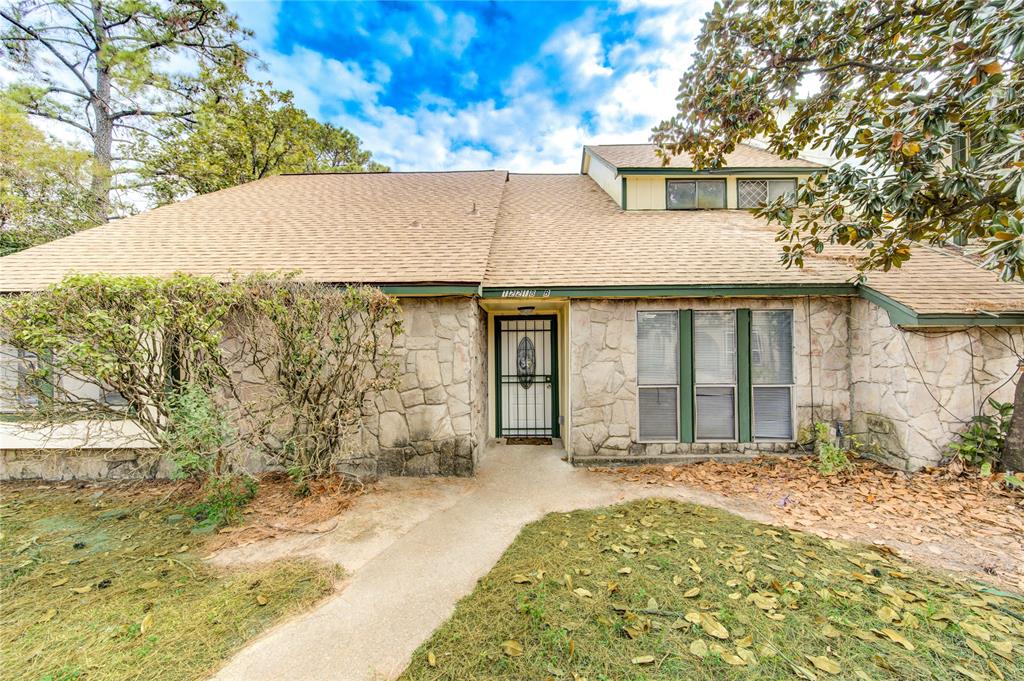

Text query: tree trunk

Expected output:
[1003,363,1024,471]
[90,0,112,222]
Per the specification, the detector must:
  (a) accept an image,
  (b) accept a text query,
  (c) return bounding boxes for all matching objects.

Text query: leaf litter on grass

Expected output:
[0,482,339,681]
[400,498,1024,681]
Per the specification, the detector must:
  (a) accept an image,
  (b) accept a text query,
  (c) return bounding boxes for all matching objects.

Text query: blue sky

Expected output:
[227,0,713,172]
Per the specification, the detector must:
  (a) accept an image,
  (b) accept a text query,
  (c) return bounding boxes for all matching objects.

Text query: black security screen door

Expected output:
[496,315,559,437]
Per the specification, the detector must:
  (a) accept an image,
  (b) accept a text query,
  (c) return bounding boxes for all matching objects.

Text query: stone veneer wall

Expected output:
[849,298,1023,470]
[361,296,486,476]
[569,297,852,462]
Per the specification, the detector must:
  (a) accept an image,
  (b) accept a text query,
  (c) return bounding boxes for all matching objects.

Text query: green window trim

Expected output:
[736,309,753,442]
[679,310,694,443]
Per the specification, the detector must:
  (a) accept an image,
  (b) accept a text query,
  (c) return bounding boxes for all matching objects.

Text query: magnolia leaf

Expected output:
[876,606,899,623]
[690,537,706,549]
[50,577,69,588]
[722,652,747,666]
[511,574,532,584]
[427,651,437,667]
[140,613,154,634]
[70,585,91,594]
[878,628,915,651]
[689,639,709,658]
[990,639,1013,661]
[683,587,700,598]
[821,623,841,638]
[699,613,729,639]
[256,594,268,606]
[501,640,524,657]
[631,655,656,665]
[953,666,989,681]
[618,567,632,575]
[961,621,991,641]
[965,638,987,658]
[806,655,841,674]
[573,588,592,599]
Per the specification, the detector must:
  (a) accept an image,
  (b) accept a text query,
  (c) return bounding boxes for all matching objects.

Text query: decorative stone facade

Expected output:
[849,298,1023,470]
[360,297,487,476]
[1,448,172,480]
[569,297,853,463]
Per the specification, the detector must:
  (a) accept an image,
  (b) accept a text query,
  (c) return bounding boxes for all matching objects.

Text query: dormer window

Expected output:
[666,179,726,210]
[737,179,796,209]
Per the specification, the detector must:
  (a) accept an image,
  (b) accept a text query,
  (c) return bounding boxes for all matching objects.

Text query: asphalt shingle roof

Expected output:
[2,159,1023,318]
[586,143,824,170]
[0,170,509,291]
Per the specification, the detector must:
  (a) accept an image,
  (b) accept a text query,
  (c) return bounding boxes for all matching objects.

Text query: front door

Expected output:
[496,315,559,437]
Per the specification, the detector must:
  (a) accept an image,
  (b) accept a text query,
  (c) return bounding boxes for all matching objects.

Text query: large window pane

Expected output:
[695,387,735,439]
[693,311,736,384]
[639,387,678,440]
[754,387,793,439]
[666,181,695,209]
[696,180,726,209]
[767,179,796,202]
[637,311,678,385]
[751,310,793,385]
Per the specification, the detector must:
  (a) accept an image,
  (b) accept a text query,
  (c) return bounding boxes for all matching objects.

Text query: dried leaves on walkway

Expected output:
[603,457,1024,589]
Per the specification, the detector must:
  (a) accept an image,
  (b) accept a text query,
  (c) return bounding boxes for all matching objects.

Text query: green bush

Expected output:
[813,422,854,475]
[948,399,1013,474]
[188,476,258,531]
[162,383,235,479]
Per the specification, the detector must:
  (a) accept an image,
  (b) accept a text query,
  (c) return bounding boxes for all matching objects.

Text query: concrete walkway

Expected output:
[213,443,767,681]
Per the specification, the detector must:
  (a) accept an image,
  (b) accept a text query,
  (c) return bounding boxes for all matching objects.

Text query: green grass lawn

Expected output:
[0,483,338,681]
[401,499,1024,681]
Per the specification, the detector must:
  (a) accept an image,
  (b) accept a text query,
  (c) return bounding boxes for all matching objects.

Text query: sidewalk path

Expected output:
[212,443,763,681]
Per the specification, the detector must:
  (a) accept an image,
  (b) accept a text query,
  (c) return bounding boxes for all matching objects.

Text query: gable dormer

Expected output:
[581,143,824,210]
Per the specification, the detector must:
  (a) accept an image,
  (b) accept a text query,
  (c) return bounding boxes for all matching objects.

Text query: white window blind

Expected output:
[637,311,679,441]
[637,311,678,385]
[693,311,737,440]
[639,387,678,441]
[753,387,792,439]
[751,309,794,440]
[694,311,736,384]
[695,386,735,440]
[751,310,793,385]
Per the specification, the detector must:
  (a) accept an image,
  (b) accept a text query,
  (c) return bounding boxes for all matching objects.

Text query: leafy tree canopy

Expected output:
[653,0,1024,281]
[1,0,251,218]
[136,80,388,205]
[0,95,95,255]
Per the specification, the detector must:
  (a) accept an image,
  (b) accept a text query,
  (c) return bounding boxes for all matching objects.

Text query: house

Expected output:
[2,142,1023,478]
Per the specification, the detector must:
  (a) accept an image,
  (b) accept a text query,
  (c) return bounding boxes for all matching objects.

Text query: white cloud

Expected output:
[543,12,613,84]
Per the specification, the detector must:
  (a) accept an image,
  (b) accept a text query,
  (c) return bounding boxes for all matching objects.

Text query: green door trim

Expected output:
[736,309,753,442]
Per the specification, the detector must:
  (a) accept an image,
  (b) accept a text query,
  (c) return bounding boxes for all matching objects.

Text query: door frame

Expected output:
[494,314,560,438]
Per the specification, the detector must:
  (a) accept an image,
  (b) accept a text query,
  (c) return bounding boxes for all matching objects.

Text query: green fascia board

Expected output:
[617,167,824,177]
[859,285,1024,327]
[481,284,857,299]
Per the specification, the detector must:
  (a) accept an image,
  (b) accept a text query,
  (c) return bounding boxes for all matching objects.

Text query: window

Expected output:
[751,310,794,439]
[951,134,968,165]
[666,180,726,209]
[737,179,797,209]
[693,311,737,440]
[637,311,678,441]
[15,349,41,407]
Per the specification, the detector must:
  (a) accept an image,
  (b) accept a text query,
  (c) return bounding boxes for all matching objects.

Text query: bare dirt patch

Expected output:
[203,472,368,553]
[600,457,1024,590]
